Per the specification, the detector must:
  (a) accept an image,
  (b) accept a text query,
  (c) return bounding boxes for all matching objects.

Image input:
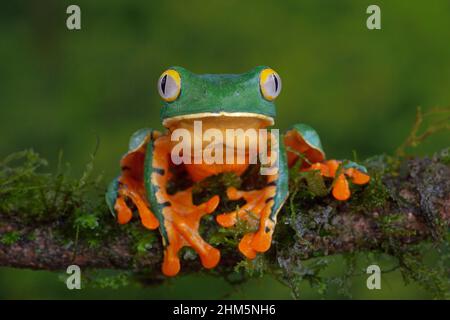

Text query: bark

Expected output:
[0,152,449,279]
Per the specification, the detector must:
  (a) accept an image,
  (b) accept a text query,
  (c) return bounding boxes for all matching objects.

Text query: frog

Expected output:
[105,66,370,277]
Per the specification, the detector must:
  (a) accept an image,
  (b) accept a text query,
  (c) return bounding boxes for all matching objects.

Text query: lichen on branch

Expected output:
[0,145,449,297]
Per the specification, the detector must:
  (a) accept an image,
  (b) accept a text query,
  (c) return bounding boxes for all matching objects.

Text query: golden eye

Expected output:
[259,68,282,101]
[157,69,181,102]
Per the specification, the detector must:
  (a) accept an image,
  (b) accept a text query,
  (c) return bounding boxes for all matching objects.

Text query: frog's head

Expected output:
[157,66,281,131]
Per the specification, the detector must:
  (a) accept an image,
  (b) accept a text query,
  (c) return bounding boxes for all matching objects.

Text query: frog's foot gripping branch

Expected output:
[284,124,370,201]
[216,178,277,259]
[159,189,220,276]
[305,160,370,200]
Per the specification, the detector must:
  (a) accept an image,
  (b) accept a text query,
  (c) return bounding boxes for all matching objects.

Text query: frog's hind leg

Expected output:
[284,124,370,201]
[146,136,221,276]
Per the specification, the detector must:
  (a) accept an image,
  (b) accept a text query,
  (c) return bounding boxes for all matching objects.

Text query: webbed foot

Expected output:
[216,175,278,259]
[306,160,370,200]
[161,190,220,276]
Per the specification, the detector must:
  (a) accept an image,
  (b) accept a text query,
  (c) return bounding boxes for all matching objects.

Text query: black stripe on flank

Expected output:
[267,181,277,187]
[160,201,171,208]
[265,197,274,203]
[153,167,165,176]
[121,166,131,171]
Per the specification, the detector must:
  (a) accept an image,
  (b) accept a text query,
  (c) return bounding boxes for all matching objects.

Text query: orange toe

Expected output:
[238,233,257,259]
[139,206,159,230]
[347,168,370,185]
[115,197,132,224]
[162,249,181,277]
[309,162,330,177]
[200,247,221,269]
[216,212,237,227]
[251,231,272,253]
[325,160,340,176]
[204,195,220,214]
[332,174,351,201]
[226,187,243,200]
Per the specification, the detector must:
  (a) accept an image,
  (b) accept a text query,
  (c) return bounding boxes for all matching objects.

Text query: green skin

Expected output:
[106,66,366,268]
[160,66,276,121]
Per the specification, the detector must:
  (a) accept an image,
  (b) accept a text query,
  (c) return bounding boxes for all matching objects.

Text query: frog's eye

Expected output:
[259,68,282,101]
[158,69,181,102]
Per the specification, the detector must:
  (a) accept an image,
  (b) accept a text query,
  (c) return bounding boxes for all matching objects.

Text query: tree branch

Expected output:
[0,151,449,279]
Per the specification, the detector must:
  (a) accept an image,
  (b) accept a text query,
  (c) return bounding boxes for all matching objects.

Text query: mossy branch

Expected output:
[0,147,449,294]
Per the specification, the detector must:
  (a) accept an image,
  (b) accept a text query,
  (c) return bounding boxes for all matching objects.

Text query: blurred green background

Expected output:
[0,0,449,299]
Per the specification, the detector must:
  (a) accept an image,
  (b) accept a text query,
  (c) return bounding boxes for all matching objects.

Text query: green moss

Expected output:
[0,231,21,245]
[81,270,132,289]
[74,210,100,230]
[1,147,449,297]
[436,147,450,165]
[377,213,416,238]
[122,222,157,256]
[0,150,108,226]
[208,214,258,248]
[135,232,157,255]
[26,231,37,241]
[234,254,268,278]
[350,174,390,212]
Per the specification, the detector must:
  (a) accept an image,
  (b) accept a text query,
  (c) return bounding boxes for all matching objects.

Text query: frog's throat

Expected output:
[162,112,274,128]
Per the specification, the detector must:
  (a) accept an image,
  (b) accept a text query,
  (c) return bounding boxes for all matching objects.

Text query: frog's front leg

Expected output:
[146,136,221,276]
[216,143,289,259]
[284,124,370,201]
[106,129,160,230]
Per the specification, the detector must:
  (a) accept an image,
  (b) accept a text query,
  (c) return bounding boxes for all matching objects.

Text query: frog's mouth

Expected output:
[162,112,274,128]
[166,113,275,155]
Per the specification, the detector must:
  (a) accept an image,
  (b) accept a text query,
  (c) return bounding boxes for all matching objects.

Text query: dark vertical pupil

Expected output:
[272,74,278,92]
[161,75,167,95]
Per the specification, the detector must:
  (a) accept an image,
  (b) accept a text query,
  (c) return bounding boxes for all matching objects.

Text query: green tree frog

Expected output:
[106,66,370,276]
